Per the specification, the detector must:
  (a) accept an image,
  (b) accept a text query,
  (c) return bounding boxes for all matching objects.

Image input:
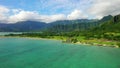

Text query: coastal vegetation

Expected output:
[3,14,120,48]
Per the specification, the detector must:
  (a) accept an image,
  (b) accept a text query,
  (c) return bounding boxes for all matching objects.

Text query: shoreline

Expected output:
[0,36,62,41]
[0,36,119,48]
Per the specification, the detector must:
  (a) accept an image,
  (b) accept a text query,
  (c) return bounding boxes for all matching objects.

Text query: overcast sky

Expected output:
[0,0,120,23]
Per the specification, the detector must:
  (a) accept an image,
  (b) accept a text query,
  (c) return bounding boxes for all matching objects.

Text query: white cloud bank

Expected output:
[8,11,41,23]
[0,0,120,23]
[88,0,120,19]
[67,10,87,20]
[8,11,67,23]
[0,5,10,22]
[0,6,86,23]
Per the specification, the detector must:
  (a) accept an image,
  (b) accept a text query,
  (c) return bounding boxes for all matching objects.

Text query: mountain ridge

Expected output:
[0,15,113,32]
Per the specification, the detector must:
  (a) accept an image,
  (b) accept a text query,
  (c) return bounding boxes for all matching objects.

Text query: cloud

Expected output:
[8,10,66,23]
[8,11,41,23]
[40,14,66,23]
[88,0,120,19]
[0,5,9,13]
[0,5,88,23]
[1,0,120,23]
[67,10,88,20]
[0,5,10,22]
[12,9,23,14]
[0,5,66,23]
[36,0,91,14]
[8,9,88,23]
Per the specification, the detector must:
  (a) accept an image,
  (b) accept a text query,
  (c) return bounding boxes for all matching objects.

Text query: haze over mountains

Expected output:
[0,14,113,32]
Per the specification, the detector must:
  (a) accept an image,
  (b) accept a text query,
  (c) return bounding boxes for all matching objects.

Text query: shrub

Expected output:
[117,42,120,47]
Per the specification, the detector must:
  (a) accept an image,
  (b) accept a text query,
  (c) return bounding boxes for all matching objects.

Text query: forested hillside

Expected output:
[0,15,113,32]
[83,14,120,41]
[5,14,120,47]
[45,15,113,32]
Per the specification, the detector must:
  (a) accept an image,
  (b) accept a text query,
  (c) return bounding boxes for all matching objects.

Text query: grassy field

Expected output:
[39,36,119,47]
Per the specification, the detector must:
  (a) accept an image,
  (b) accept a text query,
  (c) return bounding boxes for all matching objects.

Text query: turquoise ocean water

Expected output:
[0,38,120,68]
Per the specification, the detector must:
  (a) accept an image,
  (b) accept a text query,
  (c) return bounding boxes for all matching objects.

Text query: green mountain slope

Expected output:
[93,14,120,33]
[85,14,120,41]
